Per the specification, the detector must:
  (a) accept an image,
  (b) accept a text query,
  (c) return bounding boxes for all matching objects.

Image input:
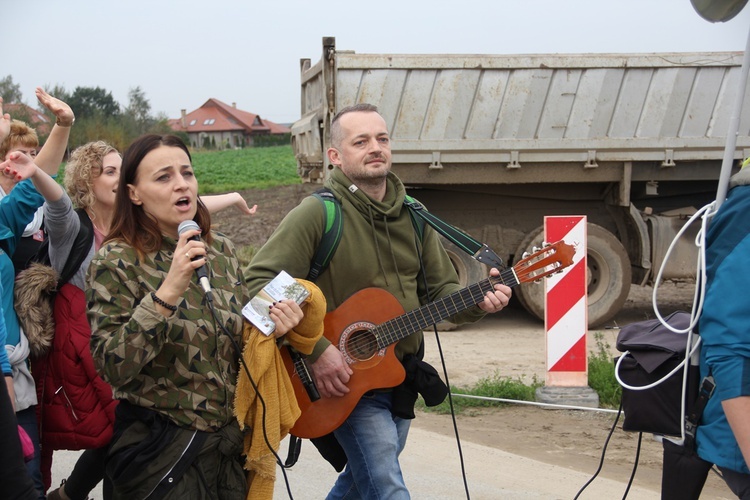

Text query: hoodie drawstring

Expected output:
[365,205,408,297]
[382,217,407,297]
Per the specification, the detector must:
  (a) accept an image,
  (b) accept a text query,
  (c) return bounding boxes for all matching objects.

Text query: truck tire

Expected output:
[513,223,631,327]
[440,237,488,288]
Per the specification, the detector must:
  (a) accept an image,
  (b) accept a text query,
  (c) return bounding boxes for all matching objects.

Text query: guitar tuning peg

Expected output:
[531,246,539,253]
[522,251,530,259]
[541,241,549,248]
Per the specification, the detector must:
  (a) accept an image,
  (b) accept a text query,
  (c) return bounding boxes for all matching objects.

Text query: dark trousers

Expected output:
[718,466,750,500]
[0,379,37,500]
[65,446,113,500]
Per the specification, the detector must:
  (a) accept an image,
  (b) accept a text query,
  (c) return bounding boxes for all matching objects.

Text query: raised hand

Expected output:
[0,151,39,181]
[0,97,11,143]
[35,87,74,127]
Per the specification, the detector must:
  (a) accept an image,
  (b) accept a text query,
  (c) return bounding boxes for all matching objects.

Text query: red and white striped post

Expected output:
[544,216,588,387]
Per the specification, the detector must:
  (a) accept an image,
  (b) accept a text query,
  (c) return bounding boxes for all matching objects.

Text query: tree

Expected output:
[0,75,23,103]
[68,86,120,120]
[125,86,152,135]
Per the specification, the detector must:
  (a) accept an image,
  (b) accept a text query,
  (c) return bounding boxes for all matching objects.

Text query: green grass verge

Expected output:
[417,374,543,414]
[418,334,622,414]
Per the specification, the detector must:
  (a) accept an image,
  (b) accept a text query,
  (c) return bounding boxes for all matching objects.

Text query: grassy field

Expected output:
[56,144,300,194]
[192,145,300,193]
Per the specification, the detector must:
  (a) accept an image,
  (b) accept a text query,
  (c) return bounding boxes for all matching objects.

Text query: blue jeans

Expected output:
[328,391,411,500]
[17,405,46,499]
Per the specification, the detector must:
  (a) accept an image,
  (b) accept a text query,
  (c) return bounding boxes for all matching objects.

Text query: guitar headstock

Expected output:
[513,240,575,284]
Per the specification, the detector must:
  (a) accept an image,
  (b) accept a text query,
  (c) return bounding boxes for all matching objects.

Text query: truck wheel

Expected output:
[513,223,631,327]
[440,237,488,288]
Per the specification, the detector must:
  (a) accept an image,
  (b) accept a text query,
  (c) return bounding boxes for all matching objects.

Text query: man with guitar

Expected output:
[245,103,512,499]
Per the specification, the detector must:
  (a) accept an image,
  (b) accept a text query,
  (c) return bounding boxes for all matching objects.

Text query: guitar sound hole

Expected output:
[346,330,377,361]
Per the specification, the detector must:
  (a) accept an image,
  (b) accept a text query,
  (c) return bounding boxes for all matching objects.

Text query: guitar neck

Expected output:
[374,268,519,349]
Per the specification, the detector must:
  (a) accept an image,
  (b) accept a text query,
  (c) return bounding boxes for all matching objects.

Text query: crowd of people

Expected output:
[0,86,746,500]
[0,88,511,500]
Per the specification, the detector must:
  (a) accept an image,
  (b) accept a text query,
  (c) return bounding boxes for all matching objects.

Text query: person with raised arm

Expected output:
[0,124,73,499]
[0,88,74,273]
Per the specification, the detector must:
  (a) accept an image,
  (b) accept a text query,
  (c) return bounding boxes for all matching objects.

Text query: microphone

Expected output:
[178,220,212,300]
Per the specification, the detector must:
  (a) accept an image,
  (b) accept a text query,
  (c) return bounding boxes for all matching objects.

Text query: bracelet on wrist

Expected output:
[55,116,75,127]
[151,291,177,312]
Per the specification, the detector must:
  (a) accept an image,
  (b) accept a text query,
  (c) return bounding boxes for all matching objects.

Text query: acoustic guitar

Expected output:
[282,240,575,439]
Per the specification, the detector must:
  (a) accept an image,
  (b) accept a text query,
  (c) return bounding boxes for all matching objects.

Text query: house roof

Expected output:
[169,98,290,135]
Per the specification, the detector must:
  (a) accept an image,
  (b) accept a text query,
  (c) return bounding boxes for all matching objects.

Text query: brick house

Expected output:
[168,98,290,149]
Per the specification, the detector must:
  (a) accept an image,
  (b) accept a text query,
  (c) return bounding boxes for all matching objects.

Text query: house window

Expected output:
[189,119,196,126]
[203,119,215,125]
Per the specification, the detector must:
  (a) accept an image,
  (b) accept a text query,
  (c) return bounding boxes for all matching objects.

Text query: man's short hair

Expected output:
[330,103,379,148]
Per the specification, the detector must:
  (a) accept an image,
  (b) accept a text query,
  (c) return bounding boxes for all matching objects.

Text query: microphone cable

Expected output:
[573,400,623,499]
[206,293,296,499]
[432,325,472,500]
[415,234,472,500]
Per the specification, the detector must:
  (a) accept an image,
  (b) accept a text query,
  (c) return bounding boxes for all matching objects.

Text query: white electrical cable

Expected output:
[614,200,719,443]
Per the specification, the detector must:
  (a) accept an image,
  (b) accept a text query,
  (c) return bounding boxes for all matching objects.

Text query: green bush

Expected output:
[587,332,622,409]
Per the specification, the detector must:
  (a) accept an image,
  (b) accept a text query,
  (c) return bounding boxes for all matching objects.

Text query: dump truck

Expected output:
[291,36,750,326]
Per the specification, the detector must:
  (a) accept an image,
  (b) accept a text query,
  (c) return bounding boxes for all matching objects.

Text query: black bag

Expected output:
[615,311,700,436]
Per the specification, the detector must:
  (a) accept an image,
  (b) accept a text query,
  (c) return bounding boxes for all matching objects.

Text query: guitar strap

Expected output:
[402,195,506,270]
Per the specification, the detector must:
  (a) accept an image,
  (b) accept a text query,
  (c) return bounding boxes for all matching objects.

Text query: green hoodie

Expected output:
[245,167,486,361]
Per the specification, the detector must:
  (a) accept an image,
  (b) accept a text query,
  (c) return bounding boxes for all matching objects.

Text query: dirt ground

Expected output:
[211,186,734,499]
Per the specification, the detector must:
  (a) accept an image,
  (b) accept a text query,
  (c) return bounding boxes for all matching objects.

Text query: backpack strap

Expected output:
[58,209,95,285]
[306,188,343,282]
[684,374,715,449]
[38,208,95,286]
[287,189,340,467]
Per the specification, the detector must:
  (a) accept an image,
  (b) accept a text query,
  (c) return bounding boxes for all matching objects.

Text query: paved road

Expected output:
[52,423,664,500]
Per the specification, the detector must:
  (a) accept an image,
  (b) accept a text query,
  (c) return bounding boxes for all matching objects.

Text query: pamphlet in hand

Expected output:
[242,271,309,336]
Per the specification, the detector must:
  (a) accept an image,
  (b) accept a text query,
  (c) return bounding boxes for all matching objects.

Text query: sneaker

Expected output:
[46,486,64,500]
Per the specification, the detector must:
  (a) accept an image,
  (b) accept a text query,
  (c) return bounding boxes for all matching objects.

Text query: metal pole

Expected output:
[715,25,750,210]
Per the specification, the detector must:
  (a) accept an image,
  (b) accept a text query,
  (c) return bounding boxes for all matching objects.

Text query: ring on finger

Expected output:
[186,251,191,259]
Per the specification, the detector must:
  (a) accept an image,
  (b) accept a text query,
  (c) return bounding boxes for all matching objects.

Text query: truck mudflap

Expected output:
[643,211,701,283]
[513,223,631,328]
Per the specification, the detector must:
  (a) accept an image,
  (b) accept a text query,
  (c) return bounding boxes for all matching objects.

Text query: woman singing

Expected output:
[88,134,301,499]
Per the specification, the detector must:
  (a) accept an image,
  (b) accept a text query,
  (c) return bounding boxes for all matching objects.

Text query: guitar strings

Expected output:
[345,271,515,358]
[343,242,565,360]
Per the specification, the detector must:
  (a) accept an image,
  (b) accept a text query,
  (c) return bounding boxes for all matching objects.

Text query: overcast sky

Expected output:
[4,0,749,124]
